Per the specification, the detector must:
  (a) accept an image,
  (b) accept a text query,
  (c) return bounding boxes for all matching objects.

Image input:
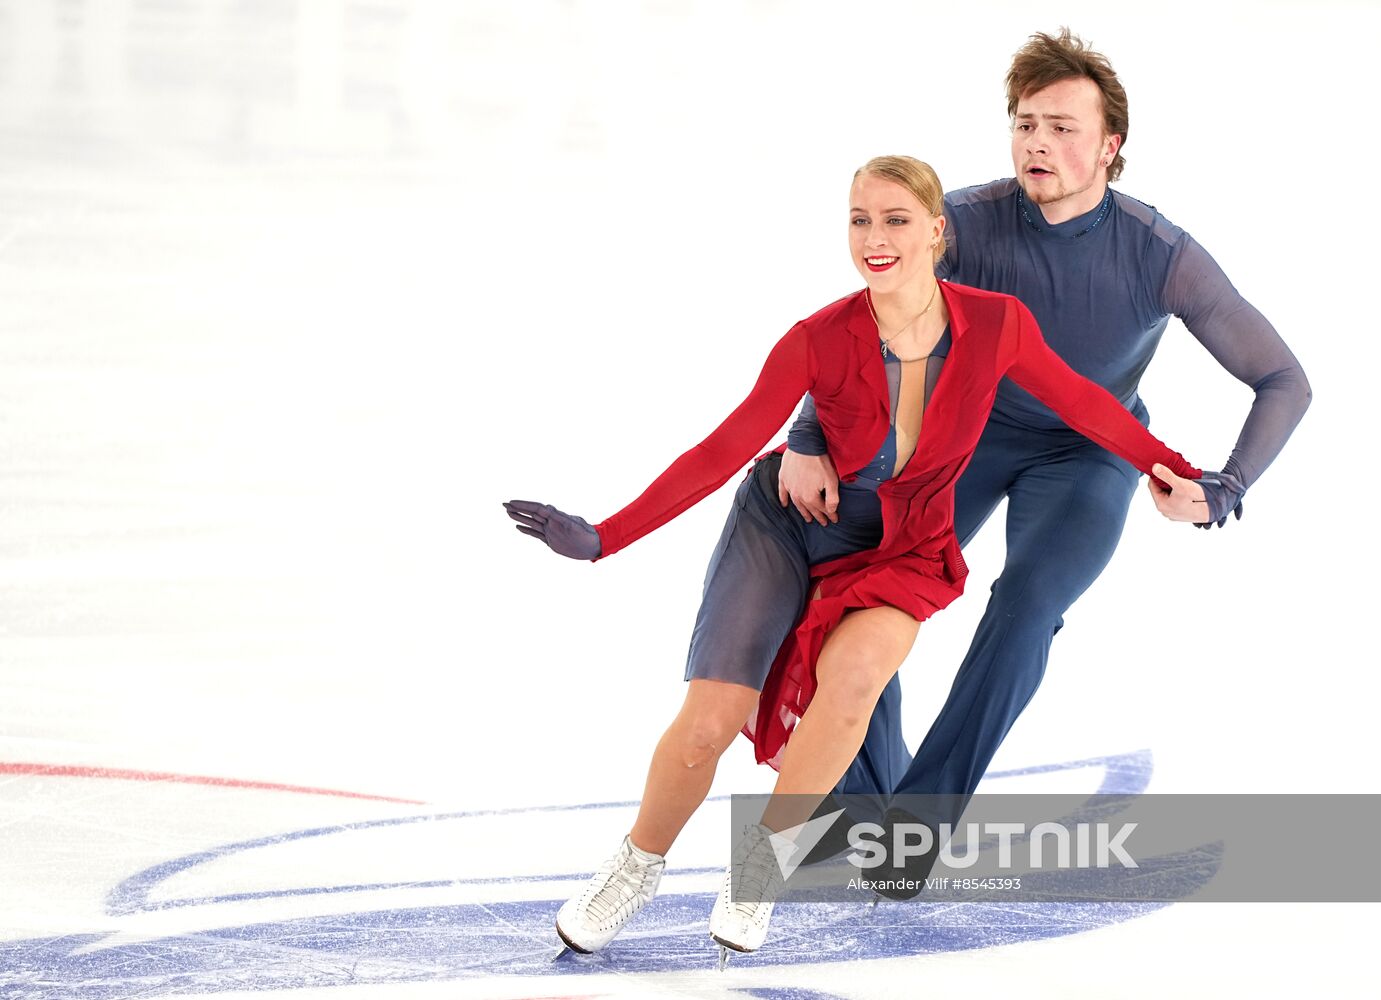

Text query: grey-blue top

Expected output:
[788,178,1311,521]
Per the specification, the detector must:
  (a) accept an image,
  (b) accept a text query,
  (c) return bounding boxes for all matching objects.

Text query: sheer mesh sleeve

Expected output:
[1163,236,1312,524]
[785,394,830,456]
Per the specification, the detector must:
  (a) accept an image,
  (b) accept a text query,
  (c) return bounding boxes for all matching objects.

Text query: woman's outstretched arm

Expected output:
[506,321,816,560]
[1004,299,1205,511]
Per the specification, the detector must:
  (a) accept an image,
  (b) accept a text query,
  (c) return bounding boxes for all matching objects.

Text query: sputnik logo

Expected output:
[765,808,847,880]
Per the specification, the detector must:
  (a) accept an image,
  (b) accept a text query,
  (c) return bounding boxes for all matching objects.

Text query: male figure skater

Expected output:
[780,30,1310,888]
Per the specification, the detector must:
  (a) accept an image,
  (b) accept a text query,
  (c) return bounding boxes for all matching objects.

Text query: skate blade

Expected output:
[710,934,751,972]
[553,923,592,961]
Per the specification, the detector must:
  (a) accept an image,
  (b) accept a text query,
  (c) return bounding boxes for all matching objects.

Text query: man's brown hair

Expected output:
[1005,28,1129,182]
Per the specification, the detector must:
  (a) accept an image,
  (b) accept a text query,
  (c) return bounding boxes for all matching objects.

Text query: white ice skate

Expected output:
[554,835,665,958]
[708,823,790,969]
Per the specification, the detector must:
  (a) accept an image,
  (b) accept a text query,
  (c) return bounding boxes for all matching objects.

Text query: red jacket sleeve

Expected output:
[594,322,815,558]
[1005,301,1202,483]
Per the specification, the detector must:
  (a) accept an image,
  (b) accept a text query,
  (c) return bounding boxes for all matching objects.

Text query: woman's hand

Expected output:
[503,500,602,560]
[778,450,841,525]
[1146,463,1210,524]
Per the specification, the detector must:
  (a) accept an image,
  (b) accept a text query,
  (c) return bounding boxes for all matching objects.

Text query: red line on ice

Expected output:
[0,761,426,804]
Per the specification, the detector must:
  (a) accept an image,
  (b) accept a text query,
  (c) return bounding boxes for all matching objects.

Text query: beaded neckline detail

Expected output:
[1017,187,1112,239]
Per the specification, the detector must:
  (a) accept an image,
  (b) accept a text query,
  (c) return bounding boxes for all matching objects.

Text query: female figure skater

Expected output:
[505,155,1204,964]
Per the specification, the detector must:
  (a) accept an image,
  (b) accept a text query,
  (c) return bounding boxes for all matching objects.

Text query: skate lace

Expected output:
[730,827,783,922]
[585,849,660,927]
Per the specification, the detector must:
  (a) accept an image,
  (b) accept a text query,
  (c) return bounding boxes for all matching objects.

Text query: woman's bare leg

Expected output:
[628,678,762,855]
[761,606,919,834]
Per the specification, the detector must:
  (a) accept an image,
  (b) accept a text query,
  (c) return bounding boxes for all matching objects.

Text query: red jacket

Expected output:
[594,281,1199,767]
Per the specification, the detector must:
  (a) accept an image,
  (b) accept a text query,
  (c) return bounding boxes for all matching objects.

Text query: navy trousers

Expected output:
[836,405,1146,801]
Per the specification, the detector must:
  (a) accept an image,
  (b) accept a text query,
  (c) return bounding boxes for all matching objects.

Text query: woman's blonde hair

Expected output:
[854,155,947,264]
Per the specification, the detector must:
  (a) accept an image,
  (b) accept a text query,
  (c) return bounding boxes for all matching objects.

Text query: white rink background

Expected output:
[0,1,1377,997]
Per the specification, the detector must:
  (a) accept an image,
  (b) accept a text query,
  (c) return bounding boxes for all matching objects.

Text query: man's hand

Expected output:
[1146,463,1209,524]
[778,450,840,525]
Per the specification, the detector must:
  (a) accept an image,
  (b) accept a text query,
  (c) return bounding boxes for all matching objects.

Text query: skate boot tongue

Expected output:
[738,823,790,899]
